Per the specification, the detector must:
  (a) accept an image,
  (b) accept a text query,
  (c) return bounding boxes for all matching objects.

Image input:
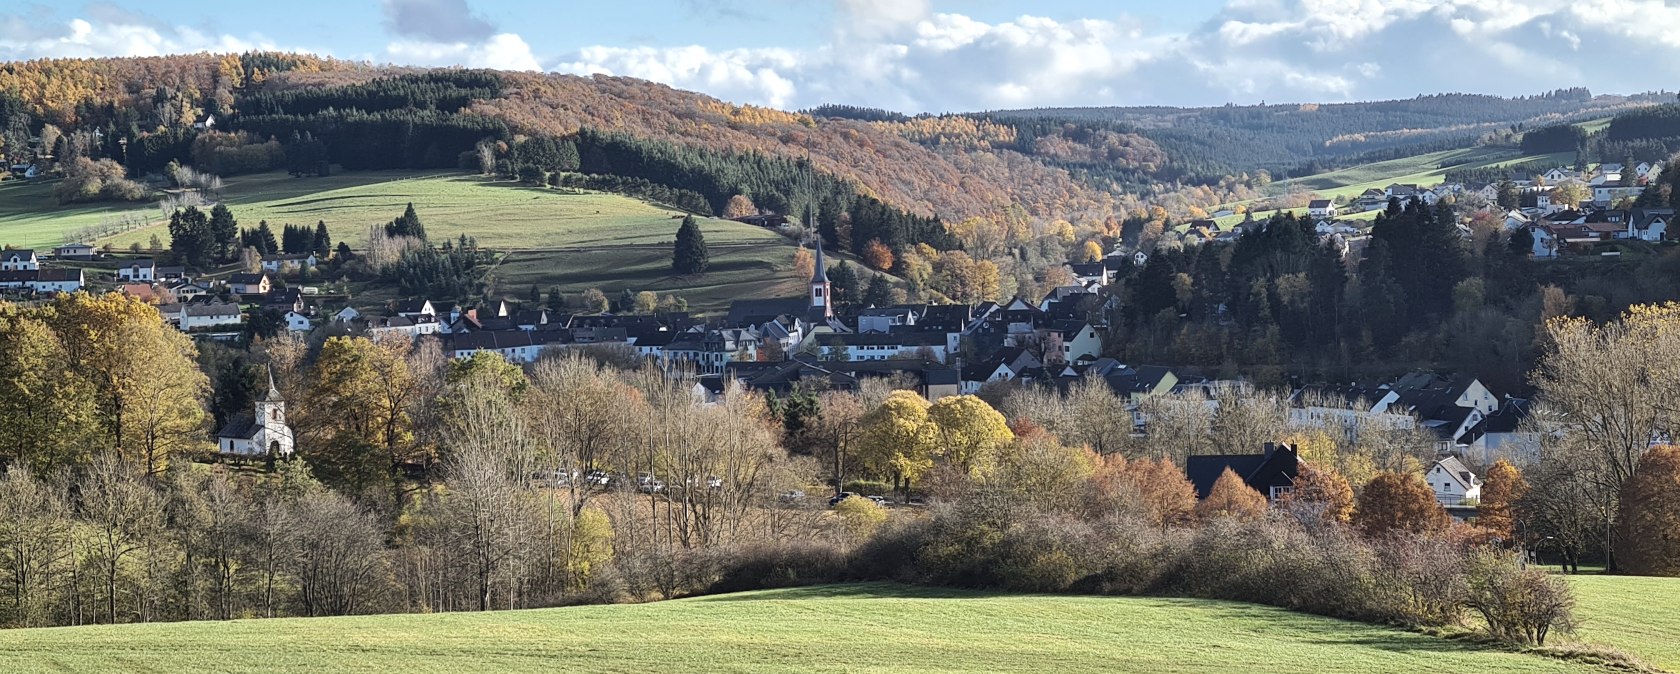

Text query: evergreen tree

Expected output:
[862,273,893,307]
[253,221,279,255]
[385,203,427,240]
[335,241,354,260]
[828,260,860,306]
[546,286,565,310]
[528,284,541,303]
[167,206,213,269]
[207,204,238,261]
[313,220,332,256]
[672,214,709,274]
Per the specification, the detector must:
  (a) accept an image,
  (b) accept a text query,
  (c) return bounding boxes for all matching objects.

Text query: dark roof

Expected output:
[395,299,433,314]
[726,298,811,326]
[1184,445,1300,499]
[810,237,829,283]
[1,249,35,260]
[216,414,258,439]
[1309,199,1333,208]
[228,273,266,285]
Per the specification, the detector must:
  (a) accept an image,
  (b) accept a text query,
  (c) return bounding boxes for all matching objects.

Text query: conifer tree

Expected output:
[313,221,331,256]
[672,215,709,274]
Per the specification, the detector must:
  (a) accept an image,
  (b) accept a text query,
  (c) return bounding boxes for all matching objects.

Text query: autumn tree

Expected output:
[303,336,417,502]
[1091,454,1196,528]
[927,395,1013,477]
[722,194,757,219]
[1613,445,1680,576]
[578,288,609,314]
[857,390,936,502]
[1478,460,1528,543]
[1078,240,1104,263]
[1283,465,1354,527]
[792,246,815,281]
[1533,303,1680,568]
[48,292,210,474]
[1353,471,1449,538]
[0,308,98,472]
[672,215,709,275]
[1195,468,1268,521]
[862,238,894,271]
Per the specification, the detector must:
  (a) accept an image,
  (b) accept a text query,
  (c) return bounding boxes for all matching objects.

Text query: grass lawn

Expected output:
[86,171,778,251]
[0,169,804,312]
[0,584,1597,674]
[1568,574,1680,670]
[489,242,803,313]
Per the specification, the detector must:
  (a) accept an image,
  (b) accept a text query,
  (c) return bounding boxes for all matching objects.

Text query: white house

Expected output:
[333,306,363,323]
[1307,199,1336,219]
[117,259,156,282]
[0,269,84,294]
[261,253,318,273]
[1529,225,1559,258]
[227,273,270,295]
[194,114,216,131]
[53,243,96,260]
[283,310,313,332]
[1132,250,1149,267]
[216,372,294,458]
[172,302,244,331]
[1052,320,1103,363]
[0,250,39,271]
[1542,167,1572,183]
[1427,456,1481,505]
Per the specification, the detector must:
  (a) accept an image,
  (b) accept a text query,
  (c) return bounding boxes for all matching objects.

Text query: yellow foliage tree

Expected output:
[1078,240,1104,263]
[1477,459,1528,541]
[927,395,1013,477]
[856,390,936,501]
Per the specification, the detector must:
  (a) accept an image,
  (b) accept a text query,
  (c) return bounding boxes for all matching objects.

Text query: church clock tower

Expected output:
[808,205,832,320]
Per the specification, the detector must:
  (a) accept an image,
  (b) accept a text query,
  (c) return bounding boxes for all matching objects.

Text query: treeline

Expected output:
[237,71,503,117]
[572,129,955,253]
[1520,123,1588,154]
[1604,104,1680,160]
[1109,199,1680,392]
[803,104,910,123]
[993,90,1653,178]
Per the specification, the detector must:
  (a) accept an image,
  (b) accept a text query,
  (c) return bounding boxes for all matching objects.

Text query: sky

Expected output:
[2,0,1678,113]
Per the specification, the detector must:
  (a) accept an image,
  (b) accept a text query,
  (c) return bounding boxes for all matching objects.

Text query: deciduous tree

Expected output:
[1613,445,1680,576]
[1195,468,1268,521]
[1354,471,1449,537]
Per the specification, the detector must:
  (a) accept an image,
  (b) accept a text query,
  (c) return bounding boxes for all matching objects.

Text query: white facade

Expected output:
[117,261,156,282]
[0,250,39,271]
[284,311,312,332]
[1427,458,1481,505]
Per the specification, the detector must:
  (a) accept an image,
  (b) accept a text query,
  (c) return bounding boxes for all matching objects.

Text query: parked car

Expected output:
[706,475,723,490]
[584,470,611,486]
[867,495,888,506]
[828,491,858,507]
[779,490,806,503]
[636,473,665,493]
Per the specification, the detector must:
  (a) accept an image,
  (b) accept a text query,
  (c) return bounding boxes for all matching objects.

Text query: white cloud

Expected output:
[0,15,279,60]
[387,33,543,72]
[555,0,1680,112]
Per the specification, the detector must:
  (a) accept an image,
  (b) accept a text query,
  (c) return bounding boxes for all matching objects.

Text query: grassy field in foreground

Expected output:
[0,584,1597,674]
[1569,574,1680,670]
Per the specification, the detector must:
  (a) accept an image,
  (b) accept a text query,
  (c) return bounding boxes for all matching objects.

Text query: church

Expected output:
[724,230,851,332]
[216,371,295,458]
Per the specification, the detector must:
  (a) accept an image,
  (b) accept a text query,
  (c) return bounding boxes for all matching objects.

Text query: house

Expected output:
[1047,320,1102,363]
[117,259,156,282]
[8,164,39,179]
[1542,167,1572,183]
[1132,250,1149,267]
[260,253,318,273]
[53,243,96,260]
[169,280,211,301]
[227,273,271,295]
[283,311,313,332]
[1630,208,1673,242]
[1427,456,1481,506]
[216,372,294,458]
[194,114,216,131]
[1185,443,1302,502]
[1307,199,1336,219]
[0,249,39,271]
[1529,224,1559,258]
[167,302,244,331]
[0,269,84,294]
[333,306,362,323]
[1593,182,1645,206]
[1068,261,1112,287]
[857,306,920,333]
[155,266,188,282]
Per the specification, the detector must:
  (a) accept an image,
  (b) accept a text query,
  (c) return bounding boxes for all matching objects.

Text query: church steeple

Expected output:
[807,202,831,318]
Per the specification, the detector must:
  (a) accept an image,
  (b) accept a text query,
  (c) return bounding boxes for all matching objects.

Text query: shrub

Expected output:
[832,496,888,541]
[707,542,848,594]
[842,480,892,496]
[1463,551,1576,646]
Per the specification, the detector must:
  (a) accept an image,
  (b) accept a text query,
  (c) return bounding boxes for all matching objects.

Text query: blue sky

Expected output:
[3,1,1679,112]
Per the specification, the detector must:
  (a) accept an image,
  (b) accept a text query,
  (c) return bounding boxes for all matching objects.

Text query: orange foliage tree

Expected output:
[1195,468,1268,521]
[1091,454,1197,528]
[1353,472,1450,537]
[1614,445,1680,576]
[1284,465,1354,525]
[1477,460,1528,542]
[862,239,895,272]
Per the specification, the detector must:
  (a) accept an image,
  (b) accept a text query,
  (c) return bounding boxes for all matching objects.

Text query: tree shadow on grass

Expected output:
[689,583,997,603]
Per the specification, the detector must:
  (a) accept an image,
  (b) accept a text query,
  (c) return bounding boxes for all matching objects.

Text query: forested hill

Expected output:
[2,54,1673,233]
[988,90,1672,179]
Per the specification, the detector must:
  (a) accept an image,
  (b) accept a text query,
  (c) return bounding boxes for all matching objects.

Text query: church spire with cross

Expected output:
[807,199,831,319]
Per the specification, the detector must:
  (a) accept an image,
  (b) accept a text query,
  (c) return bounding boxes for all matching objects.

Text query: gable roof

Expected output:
[1184,445,1300,499]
